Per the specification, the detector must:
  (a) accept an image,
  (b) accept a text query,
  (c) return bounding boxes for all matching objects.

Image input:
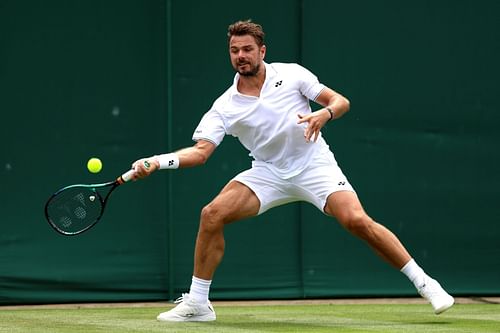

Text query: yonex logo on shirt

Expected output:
[275,80,282,87]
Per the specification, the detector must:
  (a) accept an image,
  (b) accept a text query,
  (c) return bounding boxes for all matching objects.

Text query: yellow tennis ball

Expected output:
[87,157,102,173]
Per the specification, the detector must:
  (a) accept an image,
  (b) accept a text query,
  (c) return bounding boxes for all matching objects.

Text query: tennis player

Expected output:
[132,20,454,322]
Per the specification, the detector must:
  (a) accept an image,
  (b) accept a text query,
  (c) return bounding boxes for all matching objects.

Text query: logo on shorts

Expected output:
[338,181,346,186]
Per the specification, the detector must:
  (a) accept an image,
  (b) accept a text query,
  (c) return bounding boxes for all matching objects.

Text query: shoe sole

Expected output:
[157,314,216,322]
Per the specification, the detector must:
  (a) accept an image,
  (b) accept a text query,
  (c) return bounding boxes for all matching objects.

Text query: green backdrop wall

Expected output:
[1,0,499,304]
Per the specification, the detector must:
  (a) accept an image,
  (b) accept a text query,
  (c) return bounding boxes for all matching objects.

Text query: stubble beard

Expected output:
[235,62,261,77]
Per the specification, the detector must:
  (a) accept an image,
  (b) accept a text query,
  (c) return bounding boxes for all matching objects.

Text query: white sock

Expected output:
[400,258,427,289]
[189,276,211,304]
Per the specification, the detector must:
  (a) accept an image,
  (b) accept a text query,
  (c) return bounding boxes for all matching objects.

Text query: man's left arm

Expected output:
[297,87,350,142]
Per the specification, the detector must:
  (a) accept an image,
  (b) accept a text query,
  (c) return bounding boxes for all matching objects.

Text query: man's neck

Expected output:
[237,64,266,97]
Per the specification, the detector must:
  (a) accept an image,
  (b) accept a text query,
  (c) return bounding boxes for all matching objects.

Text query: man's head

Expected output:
[227,20,266,77]
[227,20,265,47]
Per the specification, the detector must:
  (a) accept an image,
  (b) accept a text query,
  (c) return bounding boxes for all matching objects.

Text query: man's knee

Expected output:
[200,203,225,233]
[338,210,375,239]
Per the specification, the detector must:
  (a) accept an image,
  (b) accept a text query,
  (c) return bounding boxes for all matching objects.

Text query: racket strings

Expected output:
[46,187,103,234]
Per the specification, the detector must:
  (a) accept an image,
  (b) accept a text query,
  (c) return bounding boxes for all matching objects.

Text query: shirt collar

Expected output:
[231,62,276,94]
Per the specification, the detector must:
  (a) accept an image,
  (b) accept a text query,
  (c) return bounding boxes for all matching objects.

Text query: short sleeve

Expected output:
[296,64,325,101]
[192,109,226,146]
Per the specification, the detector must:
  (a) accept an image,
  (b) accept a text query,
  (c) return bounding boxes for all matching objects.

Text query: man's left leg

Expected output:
[324,191,454,314]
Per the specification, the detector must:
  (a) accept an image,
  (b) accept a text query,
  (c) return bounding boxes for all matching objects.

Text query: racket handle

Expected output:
[119,161,150,183]
[120,169,136,183]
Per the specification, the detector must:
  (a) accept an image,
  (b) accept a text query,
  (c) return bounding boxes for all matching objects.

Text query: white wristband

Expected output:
[157,153,180,169]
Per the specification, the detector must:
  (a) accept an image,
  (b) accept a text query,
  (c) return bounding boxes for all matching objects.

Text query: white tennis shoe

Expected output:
[157,293,216,322]
[418,276,454,314]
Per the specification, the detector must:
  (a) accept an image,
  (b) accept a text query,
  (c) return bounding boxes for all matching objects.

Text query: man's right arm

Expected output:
[169,139,217,168]
[132,139,217,179]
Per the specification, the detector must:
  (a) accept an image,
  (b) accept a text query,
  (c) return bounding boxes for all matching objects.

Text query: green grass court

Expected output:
[1,299,499,333]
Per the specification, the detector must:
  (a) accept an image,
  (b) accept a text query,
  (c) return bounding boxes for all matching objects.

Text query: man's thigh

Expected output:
[324,190,365,221]
[233,166,300,215]
[208,180,261,223]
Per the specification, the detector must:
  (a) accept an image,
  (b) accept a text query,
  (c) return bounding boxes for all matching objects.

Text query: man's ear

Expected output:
[260,45,266,60]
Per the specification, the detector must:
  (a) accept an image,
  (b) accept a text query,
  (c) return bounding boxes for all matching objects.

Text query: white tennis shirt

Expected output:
[192,62,331,179]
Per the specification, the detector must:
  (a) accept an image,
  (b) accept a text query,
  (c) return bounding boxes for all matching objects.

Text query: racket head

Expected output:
[44,183,113,235]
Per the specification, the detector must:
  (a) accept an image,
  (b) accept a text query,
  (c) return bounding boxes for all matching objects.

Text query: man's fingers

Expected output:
[313,129,320,142]
[298,113,323,142]
[297,113,309,123]
[305,128,320,143]
[131,158,153,179]
[304,128,311,142]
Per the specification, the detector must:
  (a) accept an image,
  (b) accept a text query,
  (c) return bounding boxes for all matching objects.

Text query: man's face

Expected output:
[229,35,266,76]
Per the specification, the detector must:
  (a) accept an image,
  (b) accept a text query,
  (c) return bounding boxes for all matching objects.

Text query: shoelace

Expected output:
[174,293,190,304]
[419,278,443,299]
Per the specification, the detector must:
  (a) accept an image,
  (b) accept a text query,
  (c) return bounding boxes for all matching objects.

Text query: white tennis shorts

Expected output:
[233,149,355,215]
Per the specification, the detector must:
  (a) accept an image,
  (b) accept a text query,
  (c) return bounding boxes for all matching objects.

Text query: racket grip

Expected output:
[120,169,136,183]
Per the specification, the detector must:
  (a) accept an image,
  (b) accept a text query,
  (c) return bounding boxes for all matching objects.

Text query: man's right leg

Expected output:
[193,180,260,280]
[157,180,260,322]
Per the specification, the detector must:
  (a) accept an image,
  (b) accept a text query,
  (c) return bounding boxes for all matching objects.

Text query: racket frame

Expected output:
[44,170,134,236]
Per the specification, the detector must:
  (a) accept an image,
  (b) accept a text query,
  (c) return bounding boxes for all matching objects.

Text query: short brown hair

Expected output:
[227,20,265,46]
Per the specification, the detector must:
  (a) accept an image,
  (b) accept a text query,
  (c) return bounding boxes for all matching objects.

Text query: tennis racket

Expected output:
[44,162,148,236]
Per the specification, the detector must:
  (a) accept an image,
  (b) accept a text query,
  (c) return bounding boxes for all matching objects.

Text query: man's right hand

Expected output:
[131,157,159,180]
